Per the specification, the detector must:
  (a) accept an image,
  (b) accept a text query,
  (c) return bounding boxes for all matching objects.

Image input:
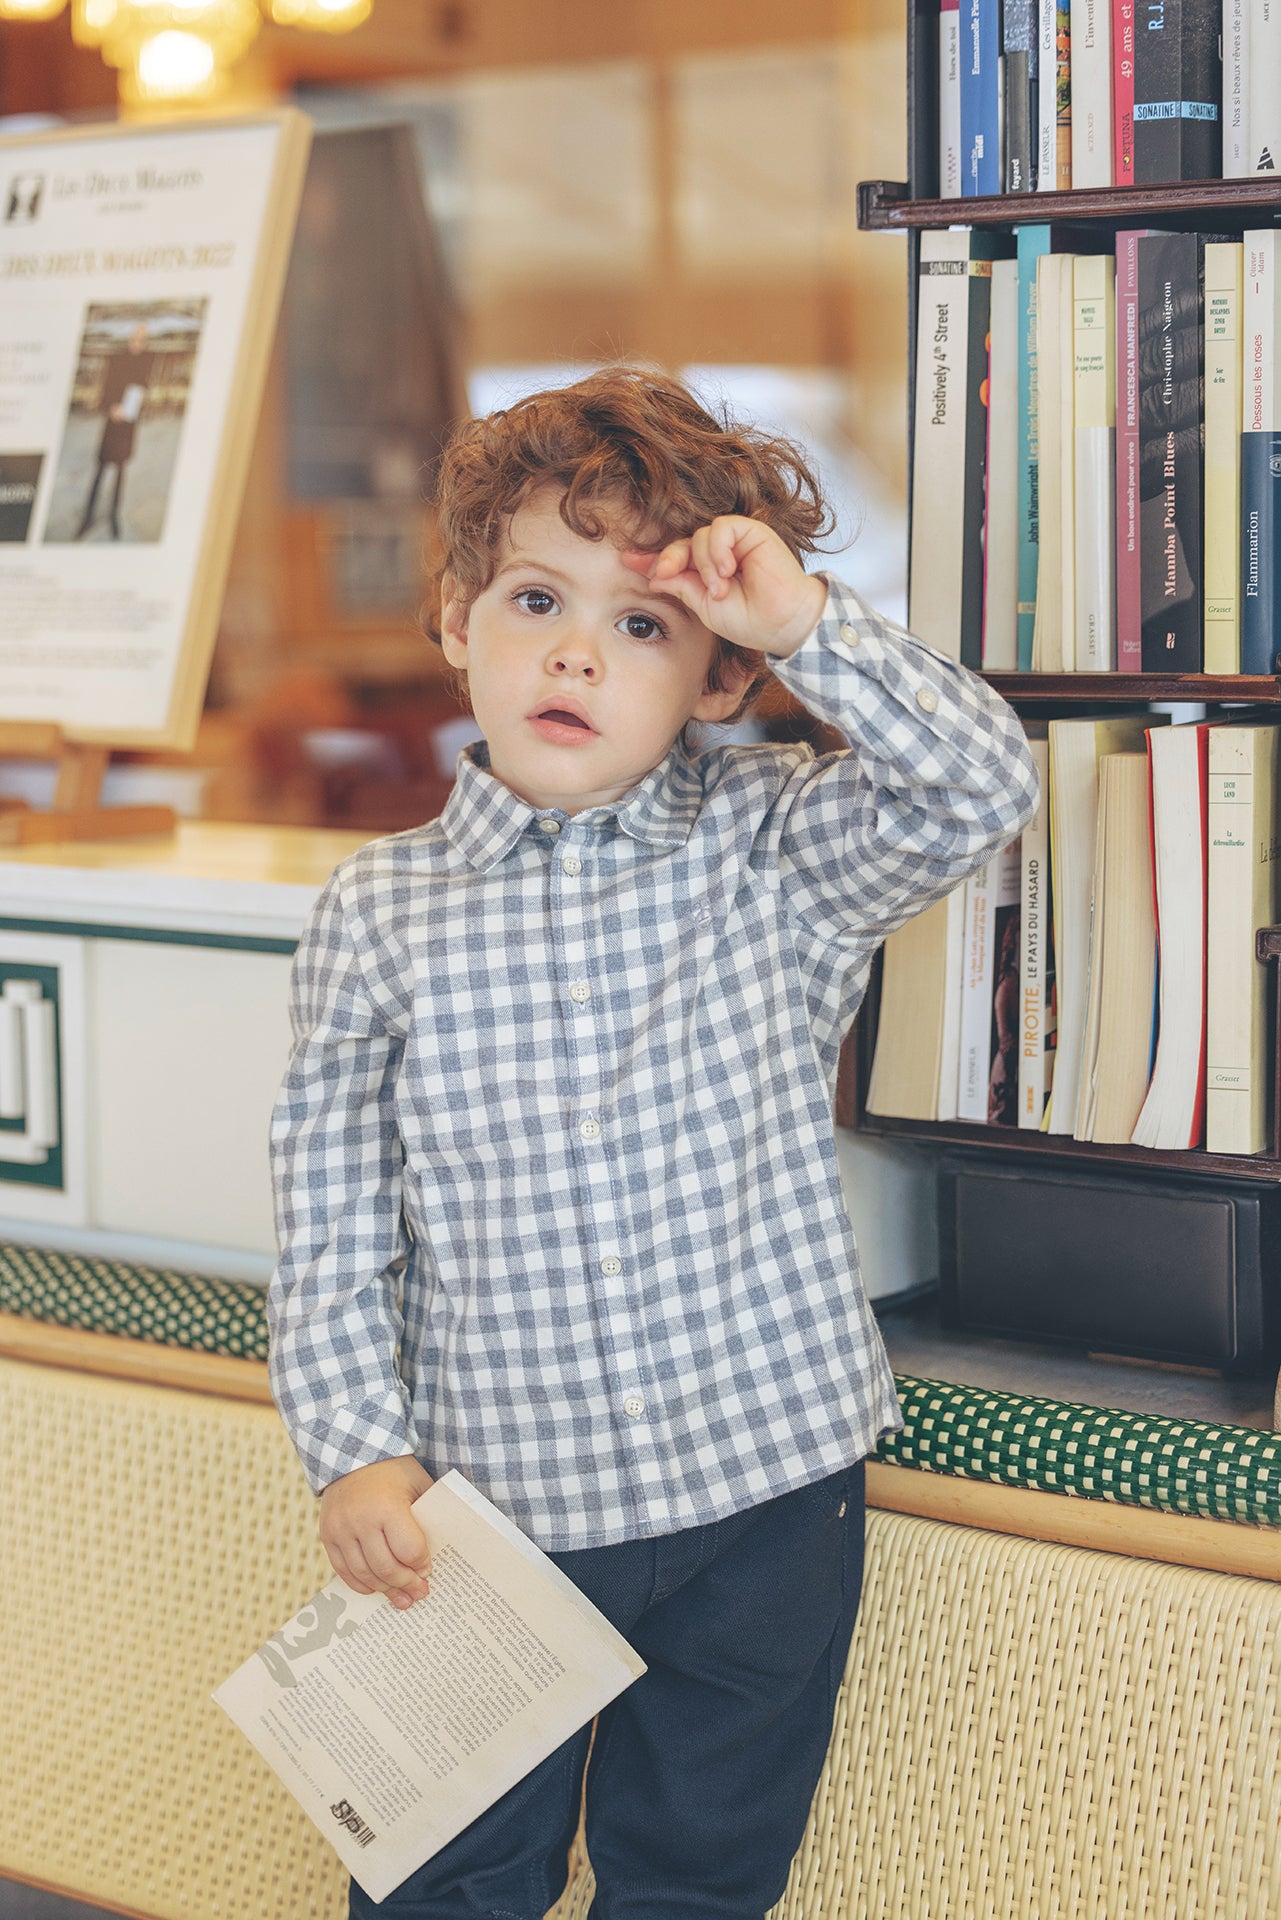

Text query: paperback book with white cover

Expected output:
[216,1471,646,1904]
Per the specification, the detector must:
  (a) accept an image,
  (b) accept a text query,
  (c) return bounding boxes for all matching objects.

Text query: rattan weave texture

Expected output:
[4,1356,1279,1920]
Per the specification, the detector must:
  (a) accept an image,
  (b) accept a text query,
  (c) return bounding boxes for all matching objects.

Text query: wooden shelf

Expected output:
[858,177,1281,232]
[858,1112,1281,1184]
[983,674,1281,706]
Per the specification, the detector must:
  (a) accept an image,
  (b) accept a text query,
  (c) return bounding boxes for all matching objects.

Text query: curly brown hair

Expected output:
[425,366,834,725]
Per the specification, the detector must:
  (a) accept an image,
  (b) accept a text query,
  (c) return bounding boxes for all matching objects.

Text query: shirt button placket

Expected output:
[555,837,649,1471]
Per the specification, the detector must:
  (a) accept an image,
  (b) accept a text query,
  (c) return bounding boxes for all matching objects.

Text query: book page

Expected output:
[215,1470,645,1903]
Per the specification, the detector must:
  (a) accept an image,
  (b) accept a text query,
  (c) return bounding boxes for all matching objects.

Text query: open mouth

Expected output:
[529,700,598,742]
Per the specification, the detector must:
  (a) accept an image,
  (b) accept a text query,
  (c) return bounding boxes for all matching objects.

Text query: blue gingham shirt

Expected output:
[268,576,1037,1549]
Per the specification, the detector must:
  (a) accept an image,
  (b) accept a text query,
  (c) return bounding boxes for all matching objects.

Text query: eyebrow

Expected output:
[494,555,693,619]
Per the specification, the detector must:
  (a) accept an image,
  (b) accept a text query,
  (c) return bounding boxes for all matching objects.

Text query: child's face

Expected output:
[440,491,750,815]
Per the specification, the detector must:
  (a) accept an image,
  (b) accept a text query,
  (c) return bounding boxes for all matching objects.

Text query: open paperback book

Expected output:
[215,1470,646,1903]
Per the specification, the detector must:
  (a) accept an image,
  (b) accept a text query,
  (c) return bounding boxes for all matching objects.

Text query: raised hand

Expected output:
[623,516,827,659]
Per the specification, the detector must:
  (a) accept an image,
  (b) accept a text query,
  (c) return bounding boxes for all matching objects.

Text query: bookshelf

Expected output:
[848,10,1281,1382]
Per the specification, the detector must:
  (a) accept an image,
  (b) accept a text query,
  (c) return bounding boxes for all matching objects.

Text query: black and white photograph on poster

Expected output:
[42,299,208,545]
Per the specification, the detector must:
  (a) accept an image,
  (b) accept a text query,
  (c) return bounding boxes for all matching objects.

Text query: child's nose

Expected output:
[549,633,602,679]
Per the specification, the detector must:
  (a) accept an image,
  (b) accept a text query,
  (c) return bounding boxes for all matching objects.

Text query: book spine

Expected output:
[1134,0,1223,183]
[1113,0,1136,182]
[1073,253,1117,669]
[941,0,964,196]
[1004,0,1040,186]
[984,260,1021,668]
[962,0,1003,192]
[962,253,996,666]
[1192,727,1210,1148]
[1018,733,1052,1127]
[1054,3,1074,186]
[910,237,972,660]
[910,236,999,663]
[1239,435,1281,672]
[958,860,999,1121]
[1248,0,1281,173]
[988,842,1023,1127]
[1240,232,1281,673]
[1205,731,1266,1154]
[937,888,969,1121]
[1114,230,1146,671]
[1032,251,1065,671]
[1224,0,1251,174]
[1203,242,1243,674]
[1016,227,1050,668]
[1038,0,1060,181]
[1137,231,1204,671]
[1056,258,1077,669]
[1071,0,1114,184]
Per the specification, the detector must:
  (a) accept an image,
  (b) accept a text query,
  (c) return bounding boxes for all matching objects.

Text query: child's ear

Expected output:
[691,651,755,726]
[439,575,469,670]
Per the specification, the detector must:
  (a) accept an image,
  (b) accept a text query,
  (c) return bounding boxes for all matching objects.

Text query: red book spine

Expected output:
[1113,0,1136,185]
[1189,723,1210,1149]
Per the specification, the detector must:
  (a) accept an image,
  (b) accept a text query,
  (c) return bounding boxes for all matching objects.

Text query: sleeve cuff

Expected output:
[289,1393,420,1495]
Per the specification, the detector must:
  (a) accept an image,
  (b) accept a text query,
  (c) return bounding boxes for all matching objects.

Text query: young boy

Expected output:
[268,369,1037,1920]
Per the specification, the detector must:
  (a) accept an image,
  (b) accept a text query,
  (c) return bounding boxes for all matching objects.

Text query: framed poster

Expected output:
[0,111,311,750]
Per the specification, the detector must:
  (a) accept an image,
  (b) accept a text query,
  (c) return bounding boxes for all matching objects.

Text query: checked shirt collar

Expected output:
[440,736,708,871]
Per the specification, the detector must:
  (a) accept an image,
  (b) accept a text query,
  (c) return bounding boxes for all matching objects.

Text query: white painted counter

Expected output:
[0,823,366,1282]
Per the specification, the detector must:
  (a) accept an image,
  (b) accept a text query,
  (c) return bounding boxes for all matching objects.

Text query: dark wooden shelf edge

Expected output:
[857,177,1281,231]
[985,672,1281,704]
[859,1113,1281,1183]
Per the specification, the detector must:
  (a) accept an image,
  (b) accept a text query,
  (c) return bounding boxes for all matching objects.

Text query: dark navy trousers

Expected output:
[350,1458,866,1920]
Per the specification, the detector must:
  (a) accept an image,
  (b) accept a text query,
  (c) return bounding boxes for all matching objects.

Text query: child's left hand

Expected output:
[623,516,827,659]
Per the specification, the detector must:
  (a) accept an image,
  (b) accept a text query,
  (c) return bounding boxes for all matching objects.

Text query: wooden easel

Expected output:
[0,722,176,849]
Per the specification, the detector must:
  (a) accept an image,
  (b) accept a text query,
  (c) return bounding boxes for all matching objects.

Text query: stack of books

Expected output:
[867,715,1281,1156]
[938,0,1277,195]
[908,227,1281,676]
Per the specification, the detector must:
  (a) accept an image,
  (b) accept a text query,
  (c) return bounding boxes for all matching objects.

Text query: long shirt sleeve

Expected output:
[267,871,418,1491]
[766,574,1038,946]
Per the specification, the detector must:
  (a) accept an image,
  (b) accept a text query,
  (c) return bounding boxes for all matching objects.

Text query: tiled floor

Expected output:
[874,1286,1279,1430]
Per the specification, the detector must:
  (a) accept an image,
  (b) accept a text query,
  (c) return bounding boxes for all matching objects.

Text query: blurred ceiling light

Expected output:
[126,27,220,96]
[268,0,370,32]
[0,0,68,19]
[6,0,373,96]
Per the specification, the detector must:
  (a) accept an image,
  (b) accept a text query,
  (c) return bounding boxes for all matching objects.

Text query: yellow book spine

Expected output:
[1204,242,1244,675]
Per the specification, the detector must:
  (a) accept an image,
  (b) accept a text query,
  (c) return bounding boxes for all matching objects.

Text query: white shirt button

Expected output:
[538,817,562,835]
[623,1393,645,1418]
[579,1116,602,1141]
[839,622,860,646]
[569,981,591,1004]
[562,856,582,876]
[915,687,939,714]
[599,1255,622,1276]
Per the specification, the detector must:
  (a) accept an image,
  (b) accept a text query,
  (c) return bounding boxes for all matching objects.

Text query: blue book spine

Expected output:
[1016,226,1051,668]
[1240,431,1281,673]
[961,0,1003,193]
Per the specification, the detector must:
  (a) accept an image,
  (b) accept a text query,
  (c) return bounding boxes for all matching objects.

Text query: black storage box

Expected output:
[938,1154,1281,1376]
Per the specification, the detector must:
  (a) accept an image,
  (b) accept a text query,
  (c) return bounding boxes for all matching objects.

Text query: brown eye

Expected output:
[515,588,557,615]
[621,613,666,642]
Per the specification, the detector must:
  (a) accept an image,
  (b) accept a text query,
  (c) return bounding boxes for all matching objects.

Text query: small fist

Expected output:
[623,516,827,658]
[319,1454,435,1611]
